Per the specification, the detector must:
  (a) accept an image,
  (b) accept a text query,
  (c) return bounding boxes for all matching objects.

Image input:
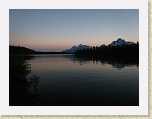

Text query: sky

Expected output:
[9,9,139,52]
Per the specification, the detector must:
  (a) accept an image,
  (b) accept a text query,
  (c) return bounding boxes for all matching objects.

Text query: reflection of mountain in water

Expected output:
[64,54,139,69]
[26,54,139,69]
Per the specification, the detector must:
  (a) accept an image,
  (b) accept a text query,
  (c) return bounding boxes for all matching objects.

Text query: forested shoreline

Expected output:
[9,45,71,55]
[75,43,139,55]
[9,43,139,56]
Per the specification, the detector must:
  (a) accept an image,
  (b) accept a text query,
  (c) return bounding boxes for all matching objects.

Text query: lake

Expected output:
[27,54,139,106]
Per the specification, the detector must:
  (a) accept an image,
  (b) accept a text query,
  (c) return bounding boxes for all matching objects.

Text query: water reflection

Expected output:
[27,54,138,68]
[26,54,139,106]
[62,54,138,69]
[9,55,41,106]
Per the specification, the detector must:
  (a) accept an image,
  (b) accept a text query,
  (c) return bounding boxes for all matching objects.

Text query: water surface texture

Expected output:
[28,54,139,106]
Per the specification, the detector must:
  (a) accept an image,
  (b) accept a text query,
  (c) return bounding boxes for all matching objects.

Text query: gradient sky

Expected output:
[9,9,139,52]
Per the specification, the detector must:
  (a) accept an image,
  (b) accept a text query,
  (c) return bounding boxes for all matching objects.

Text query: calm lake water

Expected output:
[27,54,139,106]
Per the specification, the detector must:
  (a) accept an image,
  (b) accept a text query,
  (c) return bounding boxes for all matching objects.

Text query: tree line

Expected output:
[9,45,71,55]
[9,45,36,55]
[75,42,139,55]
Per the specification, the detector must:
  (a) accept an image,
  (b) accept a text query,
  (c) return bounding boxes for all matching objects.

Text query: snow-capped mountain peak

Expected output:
[109,38,135,46]
[62,38,135,53]
[78,44,82,47]
[62,44,91,53]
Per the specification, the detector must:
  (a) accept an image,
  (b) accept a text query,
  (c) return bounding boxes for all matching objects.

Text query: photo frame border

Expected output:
[0,0,150,118]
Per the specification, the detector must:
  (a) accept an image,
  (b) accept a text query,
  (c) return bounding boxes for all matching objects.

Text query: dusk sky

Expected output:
[9,9,139,52]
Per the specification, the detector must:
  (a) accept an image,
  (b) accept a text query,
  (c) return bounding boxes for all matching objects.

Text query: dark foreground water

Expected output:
[27,54,139,106]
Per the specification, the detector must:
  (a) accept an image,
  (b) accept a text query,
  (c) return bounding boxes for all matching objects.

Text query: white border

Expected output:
[0,0,148,115]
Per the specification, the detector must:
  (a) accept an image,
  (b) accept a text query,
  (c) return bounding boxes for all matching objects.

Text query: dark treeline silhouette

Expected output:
[9,45,36,55]
[9,46,42,106]
[9,45,71,55]
[75,43,139,55]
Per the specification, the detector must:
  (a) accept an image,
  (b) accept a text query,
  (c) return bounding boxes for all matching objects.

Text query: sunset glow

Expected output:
[9,9,139,52]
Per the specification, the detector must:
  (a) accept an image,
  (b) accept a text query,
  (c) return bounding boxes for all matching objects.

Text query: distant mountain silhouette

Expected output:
[62,44,91,53]
[62,38,137,54]
[10,38,138,55]
[109,38,135,47]
[74,38,138,55]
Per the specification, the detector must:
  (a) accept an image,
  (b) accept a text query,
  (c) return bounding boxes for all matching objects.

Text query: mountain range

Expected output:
[109,38,135,47]
[62,44,91,53]
[62,38,136,53]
